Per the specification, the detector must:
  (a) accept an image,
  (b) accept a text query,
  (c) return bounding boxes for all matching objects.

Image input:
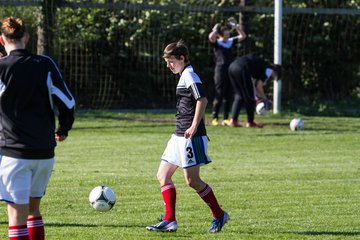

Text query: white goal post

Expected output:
[273,0,282,114]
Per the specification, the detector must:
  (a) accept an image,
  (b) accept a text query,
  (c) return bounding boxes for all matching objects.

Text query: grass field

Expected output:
[0,111,359,239]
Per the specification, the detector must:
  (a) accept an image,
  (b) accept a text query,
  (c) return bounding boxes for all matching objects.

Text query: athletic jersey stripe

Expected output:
[195,137,206,164]
[199,136,210,164]
[192,137,207,165]
[46,72,54,109]
[41,54,75,105]
[197,136,210,164]
[191,137,200,165]
[47,72,75,109]
[39,54,64,79]
[190,83,201,99]
[0,79,5,96]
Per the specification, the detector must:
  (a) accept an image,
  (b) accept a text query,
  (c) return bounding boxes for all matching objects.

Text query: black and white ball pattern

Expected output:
[89,185,116,211]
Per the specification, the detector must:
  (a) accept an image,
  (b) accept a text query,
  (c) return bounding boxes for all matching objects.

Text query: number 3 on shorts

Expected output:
[186,147,194,158]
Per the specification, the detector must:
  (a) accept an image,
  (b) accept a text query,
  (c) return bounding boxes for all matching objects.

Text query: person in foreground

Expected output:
[227,54,281,128]
[0,17,75,240]
[146,40,229,233]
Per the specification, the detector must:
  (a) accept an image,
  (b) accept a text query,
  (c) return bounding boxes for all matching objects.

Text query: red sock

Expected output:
[161,183,176,221]
[27,216,44,240]
[197,184,224,219]
[8,225,29,240]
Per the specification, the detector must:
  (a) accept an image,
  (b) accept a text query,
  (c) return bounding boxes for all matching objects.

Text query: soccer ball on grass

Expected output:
[256,98,272,115]
[89,185,116,212]
[289,118,304,131]
[256,102,267,115]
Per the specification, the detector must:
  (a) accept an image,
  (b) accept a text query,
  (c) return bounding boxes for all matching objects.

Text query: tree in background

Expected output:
[0,0,359,110]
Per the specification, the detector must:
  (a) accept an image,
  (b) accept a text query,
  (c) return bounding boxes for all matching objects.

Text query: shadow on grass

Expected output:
[45,222,199,238]
[260,124,359,134]
[46,222,143,228]
[76,111,174,123]
[289,231,360,236]
[73,123,172,131]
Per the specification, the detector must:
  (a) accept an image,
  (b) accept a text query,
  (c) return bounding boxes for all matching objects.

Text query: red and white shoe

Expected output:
[229,119,241,127]
[244,121,263,128]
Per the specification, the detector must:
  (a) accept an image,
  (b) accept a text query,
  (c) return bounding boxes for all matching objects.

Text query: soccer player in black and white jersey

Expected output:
[0,17,75,240]
[208,22,246,126]
[146,40,229,233]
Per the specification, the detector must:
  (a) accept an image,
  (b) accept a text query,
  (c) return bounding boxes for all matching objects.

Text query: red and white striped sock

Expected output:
[8,225,29,240]
[27,216,44,240]
[161,183,176,221]
[197,184,224,219]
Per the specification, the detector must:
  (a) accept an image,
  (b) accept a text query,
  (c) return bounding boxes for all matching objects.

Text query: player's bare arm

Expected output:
[256,80,266,99]
[184,97,208,139]
[208,23,220,43]
[235,25,247,41]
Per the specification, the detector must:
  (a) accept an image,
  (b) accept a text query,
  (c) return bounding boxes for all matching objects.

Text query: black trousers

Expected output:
[228,59,256,123]
[212,64,233,120]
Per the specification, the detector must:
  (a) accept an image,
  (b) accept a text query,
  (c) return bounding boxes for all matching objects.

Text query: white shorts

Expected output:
[161,134,212,169]
[0,156,54,204]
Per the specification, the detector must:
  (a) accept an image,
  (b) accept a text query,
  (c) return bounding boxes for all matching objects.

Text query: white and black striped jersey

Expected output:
[175,65,207,137]
[0,49,75,159]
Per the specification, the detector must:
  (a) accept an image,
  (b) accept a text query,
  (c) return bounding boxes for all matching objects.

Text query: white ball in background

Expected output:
[256,102,268,115]
[290,118,304,131]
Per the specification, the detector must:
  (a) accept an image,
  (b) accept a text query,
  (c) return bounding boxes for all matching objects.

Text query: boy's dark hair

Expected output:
[219,26,230,36]
[163,40,189,62]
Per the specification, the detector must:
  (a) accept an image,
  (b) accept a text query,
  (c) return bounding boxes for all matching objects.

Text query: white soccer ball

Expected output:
[89,186,116,212]
[289,118,304,131]
[256,102,268,115]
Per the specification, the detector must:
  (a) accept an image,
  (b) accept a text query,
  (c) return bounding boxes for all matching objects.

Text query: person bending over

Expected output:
[228,54,281,128]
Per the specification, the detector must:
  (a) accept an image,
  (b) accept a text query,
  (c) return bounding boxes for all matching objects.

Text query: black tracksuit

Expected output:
[228,55,271,122]
[0,49,75,159]
[211,38,238,120]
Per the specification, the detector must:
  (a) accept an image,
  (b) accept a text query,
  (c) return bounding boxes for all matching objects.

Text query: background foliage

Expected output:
[0,0,359,111]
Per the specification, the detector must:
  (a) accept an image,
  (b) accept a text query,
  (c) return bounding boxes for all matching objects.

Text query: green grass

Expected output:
[0,111,359,239]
